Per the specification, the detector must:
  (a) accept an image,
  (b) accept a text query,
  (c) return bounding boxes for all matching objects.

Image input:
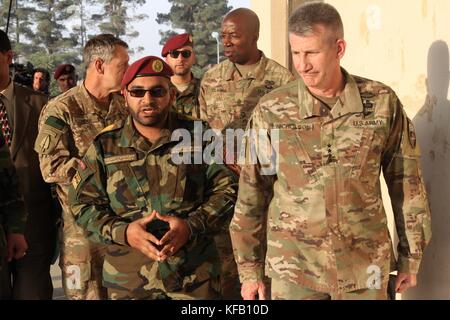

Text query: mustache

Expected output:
[141,102,160,111]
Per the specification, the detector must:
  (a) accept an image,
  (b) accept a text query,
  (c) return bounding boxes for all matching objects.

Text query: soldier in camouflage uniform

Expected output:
[230,2,432,300]
[162,33,201,119]
[34,34,130,300]
[199,8,295,299]
[69,56,237,300]
[0,134,27,298]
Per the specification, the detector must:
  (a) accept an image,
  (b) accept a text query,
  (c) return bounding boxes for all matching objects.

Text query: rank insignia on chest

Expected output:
[265,80,275,90]
[363,100,374,117]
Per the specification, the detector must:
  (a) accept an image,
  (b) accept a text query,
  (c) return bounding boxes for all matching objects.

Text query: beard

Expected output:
[130,101,168,127]
[174,68,190,77]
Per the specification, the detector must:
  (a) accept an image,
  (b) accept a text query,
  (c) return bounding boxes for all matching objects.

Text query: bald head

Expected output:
[221,8,261,65]
[223,8,260,36]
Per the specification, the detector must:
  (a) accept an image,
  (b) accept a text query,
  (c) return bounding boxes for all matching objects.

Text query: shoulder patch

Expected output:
[45,116,67,132]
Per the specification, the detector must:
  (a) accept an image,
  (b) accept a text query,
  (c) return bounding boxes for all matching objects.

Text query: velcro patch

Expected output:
[104,154,137,165]
[45,116,67,132]
[34,128,63,155]
[351,119,386,127]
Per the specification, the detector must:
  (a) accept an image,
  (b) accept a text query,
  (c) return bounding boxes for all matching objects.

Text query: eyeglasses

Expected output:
[169,50,192,59]
[127,86,168,98]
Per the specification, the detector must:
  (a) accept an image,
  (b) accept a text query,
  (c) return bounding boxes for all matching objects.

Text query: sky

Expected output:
[129,0,250,61]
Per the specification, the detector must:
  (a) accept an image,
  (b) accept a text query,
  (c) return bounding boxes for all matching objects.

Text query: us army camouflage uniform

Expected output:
[0,135,26,298]
[199,52,295,131]
[69,112,237,300]
[34,84,128,299]
[173,75,201,119]
[230,69,432,299]
[199,52,295,299]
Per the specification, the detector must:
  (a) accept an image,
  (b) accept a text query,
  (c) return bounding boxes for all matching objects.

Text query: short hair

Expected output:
[0,29,11,52]
[34,67,50,82]
[83,34,128,67]
[289,1,344,40]
[223,8,260,36]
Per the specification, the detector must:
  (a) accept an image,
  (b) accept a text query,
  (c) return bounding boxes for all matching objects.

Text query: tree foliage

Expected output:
[0,0,147,95]
[156,0,232,75]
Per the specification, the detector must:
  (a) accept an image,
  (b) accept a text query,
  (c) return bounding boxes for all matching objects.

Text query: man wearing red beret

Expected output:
[35,34,129,300]
[162,33,201,119]
[54,64,78,95]
[68,56,237,299]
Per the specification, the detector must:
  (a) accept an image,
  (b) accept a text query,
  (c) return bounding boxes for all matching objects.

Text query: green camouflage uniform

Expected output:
[173,76,201,119]
[230,70,432,299]
[199,52,295,299]
[34,84,128,299]
[69,112,237,300]
[0,135,26,298]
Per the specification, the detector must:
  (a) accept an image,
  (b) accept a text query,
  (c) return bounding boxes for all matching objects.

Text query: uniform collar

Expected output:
[298,68,364,119]
[176,74,200,98]
[80,83,125,117]
[223,51,269,81]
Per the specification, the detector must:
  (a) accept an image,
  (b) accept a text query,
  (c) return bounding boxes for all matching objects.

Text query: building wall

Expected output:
[251,0,290,68]
[251,0,450,299]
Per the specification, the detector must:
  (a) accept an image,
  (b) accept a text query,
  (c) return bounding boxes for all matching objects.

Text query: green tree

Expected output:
[156,0,232,75]
[0,0,37,60]
[28,0,80,95]
[91,0,147,53]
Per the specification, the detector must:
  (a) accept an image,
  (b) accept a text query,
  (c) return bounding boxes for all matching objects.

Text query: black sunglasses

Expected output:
[169,50,192,59]
[127,86,168,98]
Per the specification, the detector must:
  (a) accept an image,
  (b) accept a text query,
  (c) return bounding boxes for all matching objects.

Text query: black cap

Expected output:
[0,29,11,52]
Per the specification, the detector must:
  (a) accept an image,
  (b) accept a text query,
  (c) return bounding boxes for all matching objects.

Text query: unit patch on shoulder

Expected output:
[45,116,67,132]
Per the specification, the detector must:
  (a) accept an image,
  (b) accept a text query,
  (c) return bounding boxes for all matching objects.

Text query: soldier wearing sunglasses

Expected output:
[68,56,237,299]
[162,33,201,119]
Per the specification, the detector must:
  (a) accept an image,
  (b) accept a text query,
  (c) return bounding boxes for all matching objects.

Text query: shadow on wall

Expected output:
[405,40,450,300]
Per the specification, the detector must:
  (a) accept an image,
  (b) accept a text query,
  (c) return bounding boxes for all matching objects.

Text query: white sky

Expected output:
[129,0,250,61]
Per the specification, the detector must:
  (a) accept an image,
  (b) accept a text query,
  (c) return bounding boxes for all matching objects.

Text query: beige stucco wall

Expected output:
[251,0,290,68]
[251,0,450,299]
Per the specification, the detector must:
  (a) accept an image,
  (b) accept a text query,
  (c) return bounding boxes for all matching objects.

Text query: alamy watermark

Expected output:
[170,121,279,175]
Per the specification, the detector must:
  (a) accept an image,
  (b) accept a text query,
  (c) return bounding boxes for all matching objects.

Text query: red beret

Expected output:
[161,33,193,57]
[54,64,75,80]
[121,56,174,89]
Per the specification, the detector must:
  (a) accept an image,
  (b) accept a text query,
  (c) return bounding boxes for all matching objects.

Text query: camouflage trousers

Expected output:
[271,277,389,300]
[104,245,221,300]
[214,231,241,300]
[60,207,107,300]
